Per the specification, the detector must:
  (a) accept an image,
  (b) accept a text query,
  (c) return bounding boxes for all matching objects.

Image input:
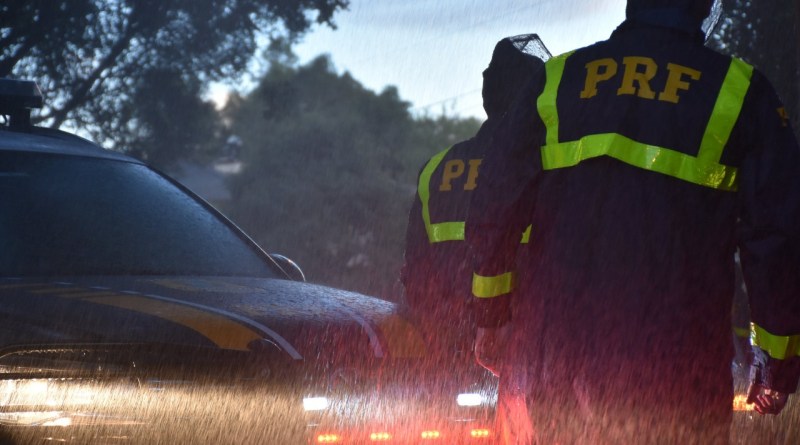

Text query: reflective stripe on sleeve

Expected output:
[521,225,532,244]
[428,221,465,242]
[472,272,515,299]
[750,323,800,360]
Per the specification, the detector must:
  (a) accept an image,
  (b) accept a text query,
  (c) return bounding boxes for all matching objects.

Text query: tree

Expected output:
[124,68,222,168]
[0,0,348,159]
[223,56,480,298]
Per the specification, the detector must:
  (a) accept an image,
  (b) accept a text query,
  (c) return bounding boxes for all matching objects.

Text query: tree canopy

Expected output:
[0,0,348,164]
[223,55,480,298]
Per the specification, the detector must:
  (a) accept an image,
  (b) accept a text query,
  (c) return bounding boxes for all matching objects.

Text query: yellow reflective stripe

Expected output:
[537,51,572,146]
[521,225,532,244]
[418,149,534,243]
[429,222,531,243]
[698,58,753,164]
[541,133,739,190]
[538,56,750,191]
[472,272,515,298]
[428,221,464,242]
[419,147,454,243]
[750,323,800,360]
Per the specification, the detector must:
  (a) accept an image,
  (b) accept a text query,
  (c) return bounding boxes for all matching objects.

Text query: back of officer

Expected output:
[401,36,545,365]
[466,0,800,443]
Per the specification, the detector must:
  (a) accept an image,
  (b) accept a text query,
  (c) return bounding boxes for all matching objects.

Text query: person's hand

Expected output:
[474,325,510,376]
[746,382,790,415]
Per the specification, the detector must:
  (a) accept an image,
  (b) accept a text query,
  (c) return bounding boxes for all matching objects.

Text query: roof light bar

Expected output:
[0,79,43,131]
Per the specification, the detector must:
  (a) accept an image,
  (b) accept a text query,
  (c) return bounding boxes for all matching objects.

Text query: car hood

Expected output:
[0,276,424,364]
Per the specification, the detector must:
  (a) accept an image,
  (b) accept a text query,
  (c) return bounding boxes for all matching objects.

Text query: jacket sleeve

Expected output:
[465,77,546,328]
[737,70,800,393]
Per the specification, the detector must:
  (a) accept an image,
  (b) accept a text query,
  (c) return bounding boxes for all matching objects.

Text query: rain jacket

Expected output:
[466,19,800,394]
[401,37,544,359]
[401,127,492,356]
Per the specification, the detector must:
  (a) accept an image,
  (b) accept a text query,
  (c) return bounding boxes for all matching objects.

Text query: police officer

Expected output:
[465,0,800,443]
[401,35,545,369]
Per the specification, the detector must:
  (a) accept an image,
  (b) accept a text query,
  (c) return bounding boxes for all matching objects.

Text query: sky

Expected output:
[213,0,627,120]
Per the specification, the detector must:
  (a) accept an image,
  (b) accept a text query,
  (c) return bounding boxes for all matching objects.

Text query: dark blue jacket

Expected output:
[466,20,800,393]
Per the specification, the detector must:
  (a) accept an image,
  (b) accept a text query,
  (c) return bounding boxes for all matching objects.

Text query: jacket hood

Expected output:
[625,0,715,38]
[482,35,546,119]
[626,0,712,21]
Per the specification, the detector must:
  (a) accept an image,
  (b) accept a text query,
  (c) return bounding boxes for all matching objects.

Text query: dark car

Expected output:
[0,80,496,444]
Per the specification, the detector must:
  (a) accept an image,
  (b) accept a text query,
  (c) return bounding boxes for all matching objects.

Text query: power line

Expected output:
[340,0,557,69]
[411,87,481,112]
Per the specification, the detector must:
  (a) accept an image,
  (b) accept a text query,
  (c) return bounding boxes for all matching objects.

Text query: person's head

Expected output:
[482,35,546,120]
[626,0,714,24]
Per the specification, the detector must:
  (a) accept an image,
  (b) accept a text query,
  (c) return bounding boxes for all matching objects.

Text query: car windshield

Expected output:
[0,150,276,278]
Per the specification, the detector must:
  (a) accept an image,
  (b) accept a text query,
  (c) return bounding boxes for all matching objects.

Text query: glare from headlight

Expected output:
[0,379,95,407]
[456,393,483,407]
[0,411,65,426]
[41,416,73,427]
[303,396,329,411]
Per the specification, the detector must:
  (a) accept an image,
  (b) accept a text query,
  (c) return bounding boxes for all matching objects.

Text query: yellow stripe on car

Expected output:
[15,282,296,355]
[81,295,263,351]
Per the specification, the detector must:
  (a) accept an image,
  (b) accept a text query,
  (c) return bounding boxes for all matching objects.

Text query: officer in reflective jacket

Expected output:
[401,35,545,367]
[465,0,800,443]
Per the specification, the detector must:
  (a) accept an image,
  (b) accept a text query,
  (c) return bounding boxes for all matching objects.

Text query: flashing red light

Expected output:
[317,433,342,443]
[421,430,441,439]
[470,428,491,439]
[369,432,392,441]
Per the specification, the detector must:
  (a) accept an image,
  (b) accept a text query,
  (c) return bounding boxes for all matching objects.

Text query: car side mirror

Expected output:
[269,253,306,282]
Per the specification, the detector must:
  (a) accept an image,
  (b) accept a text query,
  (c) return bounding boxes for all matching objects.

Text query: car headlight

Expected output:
[456,393,483,407]
[0,379,95,408]
[303,396,329,411]
[0,378,143,426]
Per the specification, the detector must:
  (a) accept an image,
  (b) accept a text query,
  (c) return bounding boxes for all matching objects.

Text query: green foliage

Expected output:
[224,56,480,298]
[125,68,222,169]
[0,0,349,161]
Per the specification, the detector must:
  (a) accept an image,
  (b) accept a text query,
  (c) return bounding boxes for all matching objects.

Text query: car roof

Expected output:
[0,126,143,164]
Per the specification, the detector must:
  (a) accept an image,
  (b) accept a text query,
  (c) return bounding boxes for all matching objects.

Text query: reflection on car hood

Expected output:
[0,277,425,363]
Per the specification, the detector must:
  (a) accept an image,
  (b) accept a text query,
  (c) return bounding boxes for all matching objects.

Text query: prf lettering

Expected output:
[580,57,702,104]
[439,158,482,191]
